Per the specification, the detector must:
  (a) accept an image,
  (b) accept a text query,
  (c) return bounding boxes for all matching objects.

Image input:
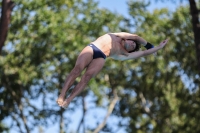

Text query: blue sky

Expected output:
[96,0,187,17]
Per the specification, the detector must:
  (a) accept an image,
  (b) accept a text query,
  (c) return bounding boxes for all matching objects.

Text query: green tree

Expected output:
[107,0,200,132]
[154,0,200,73]
[2,0,200,133]
[0,0,124,132]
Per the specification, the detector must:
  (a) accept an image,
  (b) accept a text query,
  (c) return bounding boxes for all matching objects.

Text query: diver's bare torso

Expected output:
[91,33,126,58]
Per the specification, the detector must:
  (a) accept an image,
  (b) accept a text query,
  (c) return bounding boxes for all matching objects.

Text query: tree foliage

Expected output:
[0,0,124,132]
[109,0,200,132]
[0,0,200,133]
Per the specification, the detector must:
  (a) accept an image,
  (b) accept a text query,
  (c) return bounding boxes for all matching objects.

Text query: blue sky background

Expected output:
[5,0,188,133]
[97,0,187,16]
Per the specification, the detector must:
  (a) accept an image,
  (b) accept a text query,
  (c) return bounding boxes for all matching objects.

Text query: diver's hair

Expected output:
[127,39,141,53]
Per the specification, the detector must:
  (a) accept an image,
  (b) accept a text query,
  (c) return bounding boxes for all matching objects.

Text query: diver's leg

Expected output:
[57,46,93,106]
[62,58,105,108]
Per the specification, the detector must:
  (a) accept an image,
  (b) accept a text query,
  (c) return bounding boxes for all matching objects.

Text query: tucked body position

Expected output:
[57,32,168,108]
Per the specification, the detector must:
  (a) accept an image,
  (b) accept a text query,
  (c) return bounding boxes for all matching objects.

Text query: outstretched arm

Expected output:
[116,39,169,61]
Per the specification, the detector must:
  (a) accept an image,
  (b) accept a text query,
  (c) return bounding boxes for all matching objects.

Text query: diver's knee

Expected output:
[71,65,83,76]
[82,73,93,83]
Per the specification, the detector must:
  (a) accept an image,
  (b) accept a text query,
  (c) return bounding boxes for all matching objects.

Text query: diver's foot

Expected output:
[56,94,65,106]
[62,99,70,108]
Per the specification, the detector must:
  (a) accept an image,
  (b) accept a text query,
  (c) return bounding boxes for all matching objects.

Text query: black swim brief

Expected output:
[88,44,106,59]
